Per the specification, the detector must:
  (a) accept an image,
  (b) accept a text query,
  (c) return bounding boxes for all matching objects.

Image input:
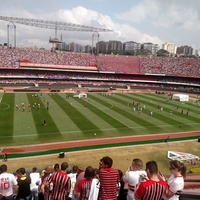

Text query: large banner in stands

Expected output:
[20,62,98,71]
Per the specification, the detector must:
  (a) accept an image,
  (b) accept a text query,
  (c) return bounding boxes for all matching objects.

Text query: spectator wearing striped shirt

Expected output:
[76,166,95,200]
[134,161,167,200]
[49,162,71,200]
[99,156,120,200]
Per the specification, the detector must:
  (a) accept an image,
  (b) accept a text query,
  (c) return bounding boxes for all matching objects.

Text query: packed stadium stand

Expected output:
[0,47,199,94]
[97,54,141,74]
[0,48,200,199]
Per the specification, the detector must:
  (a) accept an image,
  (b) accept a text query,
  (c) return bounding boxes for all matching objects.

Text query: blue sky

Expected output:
[0,0,200,50]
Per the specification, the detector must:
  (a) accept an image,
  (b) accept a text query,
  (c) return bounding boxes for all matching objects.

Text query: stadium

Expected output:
[0,16,200,199]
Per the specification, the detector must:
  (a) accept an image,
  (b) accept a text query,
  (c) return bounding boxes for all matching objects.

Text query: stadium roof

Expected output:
[0,16,113,32]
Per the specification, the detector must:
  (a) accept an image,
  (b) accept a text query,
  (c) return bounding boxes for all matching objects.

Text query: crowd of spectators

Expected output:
[0,48,97,69]
[140,57,200,78]
[0,156,188,200]
[0,68,199,92]
[1,48,200,78]
[97,54,141,74]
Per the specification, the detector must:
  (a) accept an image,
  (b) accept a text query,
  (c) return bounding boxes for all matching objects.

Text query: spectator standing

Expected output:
[160,160,186,200]
[30,167,41,200]
[134,161,167,200]
[53,164,60,172]
[117,169,126,200]
[49,162,71,200]
[73,171,85,199]
[88,168,100,200]
[99,156,120,200]
[0,164,18,200]
[16,167,32,200]
[67,165,79,200]
[76,166,95,200]
[40,165,54,200]
[123,158,146,200]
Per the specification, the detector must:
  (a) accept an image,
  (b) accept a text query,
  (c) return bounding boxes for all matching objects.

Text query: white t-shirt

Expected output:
[163,174,184,200]
[0,172,18,196]
[68,172,77,198]
[123,170,146,200]
[30,172,41,190]
[89,178,100,200]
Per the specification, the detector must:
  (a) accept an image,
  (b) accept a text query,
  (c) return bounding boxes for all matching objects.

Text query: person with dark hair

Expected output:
[135,161,167,200]
[99,156,120,200]
[53,163,60,172]
[76,166,95,200]
[88,168,100,200]
[0,164,18,200]
[160,160,186,200]
[117,169,127,200]
[16,167,32,200]
[123,158,146,200]
[49,162,71,200]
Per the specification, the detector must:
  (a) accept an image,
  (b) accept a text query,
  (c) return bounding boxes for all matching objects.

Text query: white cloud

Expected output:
[0,5,164,49]
[115,0,160,23]
[0,1,200,49]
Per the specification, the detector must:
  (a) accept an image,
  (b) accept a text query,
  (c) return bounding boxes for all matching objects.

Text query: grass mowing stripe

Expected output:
[139,92,195,109]
[0,93,14,144]
[75,96,129,129]
[69,97,119,130]
[118,93,189,125]
[140,93,198,113]
[13,93,38,144]
[45,94,81,134]
[26,93,62,140]
[95,93,162,131]
[131,93,200,123]
[53,94,102,134]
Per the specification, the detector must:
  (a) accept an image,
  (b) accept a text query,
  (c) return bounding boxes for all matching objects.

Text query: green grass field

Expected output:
[0,92,200,146]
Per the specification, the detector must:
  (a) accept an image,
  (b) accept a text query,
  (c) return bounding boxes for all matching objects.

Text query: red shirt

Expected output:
[50,171,71,200]
[99,168,119,200]
[76,178,93,200]
[135,179,167,200]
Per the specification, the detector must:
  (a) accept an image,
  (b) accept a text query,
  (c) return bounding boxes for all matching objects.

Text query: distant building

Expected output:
[176,45,193,56]
[162,42,177,55]
[195,49,200,57]
[61,42,70,51]
[142,42,159,55]
[97,41,107,54]
[84,45,92,53]
[107,40,123,54]
[123,41,141,52]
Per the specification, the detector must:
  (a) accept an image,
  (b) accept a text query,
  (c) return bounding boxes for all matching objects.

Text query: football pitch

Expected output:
[0,92,199,146]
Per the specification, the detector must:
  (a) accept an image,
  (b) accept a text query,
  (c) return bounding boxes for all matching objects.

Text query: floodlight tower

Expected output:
[0,16,113,49]
[92,31,99,55]
[7,22,16,48]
